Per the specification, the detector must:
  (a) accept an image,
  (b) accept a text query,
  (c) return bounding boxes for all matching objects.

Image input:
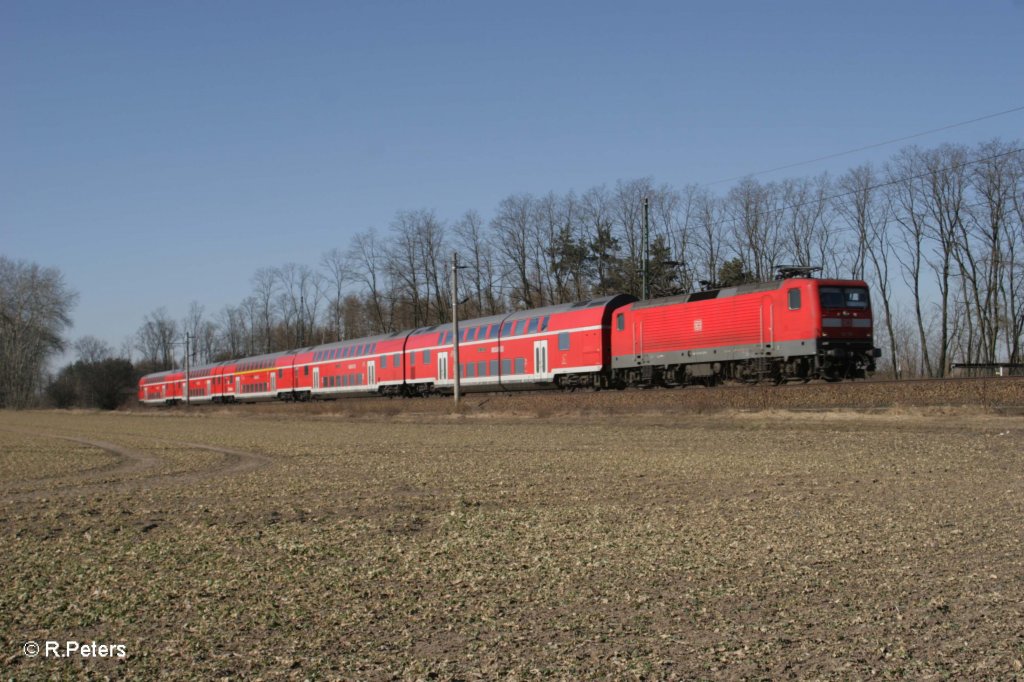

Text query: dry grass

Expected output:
[1,406,1022,679]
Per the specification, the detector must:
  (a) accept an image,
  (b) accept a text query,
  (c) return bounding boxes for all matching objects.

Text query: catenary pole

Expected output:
[452,252,462,407]
[642,196,650,301]
[184,332,191,407]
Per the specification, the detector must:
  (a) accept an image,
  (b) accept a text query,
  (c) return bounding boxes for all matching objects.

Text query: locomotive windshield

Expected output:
[820,286,869,309]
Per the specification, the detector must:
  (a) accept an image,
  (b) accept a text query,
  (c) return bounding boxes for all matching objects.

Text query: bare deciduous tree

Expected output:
[251,267,278,354]
[0,257,77,407]
[135,307,178,370]
[889,147,935,377]
[319,248,349,342]
[453,210,500,316]
[347,229,392,334]
[73,335,114,364]
[726,178,784,281]
[491,194,537,308]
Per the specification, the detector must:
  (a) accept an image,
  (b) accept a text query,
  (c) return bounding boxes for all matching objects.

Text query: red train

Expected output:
[138,271,880,405]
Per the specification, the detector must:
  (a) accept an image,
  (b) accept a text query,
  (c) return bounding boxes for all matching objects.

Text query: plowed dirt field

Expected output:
[1,394,1022,678]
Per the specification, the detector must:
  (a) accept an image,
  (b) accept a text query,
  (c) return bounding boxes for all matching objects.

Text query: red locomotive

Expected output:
[139,269,879,404]
[609,270,878,385]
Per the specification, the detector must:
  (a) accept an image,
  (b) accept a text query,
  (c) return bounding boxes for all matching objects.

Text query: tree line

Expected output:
[134,139,1023,380]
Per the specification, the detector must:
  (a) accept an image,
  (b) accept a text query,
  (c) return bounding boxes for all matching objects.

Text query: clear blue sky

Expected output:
[2,0,1022,356]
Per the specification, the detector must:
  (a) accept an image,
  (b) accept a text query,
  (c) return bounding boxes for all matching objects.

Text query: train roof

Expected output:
[503,294,637,319]
[301,331,404,354]
[632,276,868,310]
[429,294,637,332]
[632,279,783,310]
[231,349,294,365]
[141,360,232,382]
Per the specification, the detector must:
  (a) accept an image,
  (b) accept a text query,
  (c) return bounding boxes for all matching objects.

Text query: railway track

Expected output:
[155,375,1024,416]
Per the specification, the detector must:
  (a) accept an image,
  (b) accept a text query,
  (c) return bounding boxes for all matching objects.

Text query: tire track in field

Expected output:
[167,441,273,482]
[0,429,273,502]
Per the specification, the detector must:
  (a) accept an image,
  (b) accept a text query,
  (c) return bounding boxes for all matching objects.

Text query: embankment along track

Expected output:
[164,376,1024,418]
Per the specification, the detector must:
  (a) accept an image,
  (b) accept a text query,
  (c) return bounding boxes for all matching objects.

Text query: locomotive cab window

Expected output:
[820,286,870,309]
[616,313,624,331]
[845,288,869,308]
[787,288,801,310]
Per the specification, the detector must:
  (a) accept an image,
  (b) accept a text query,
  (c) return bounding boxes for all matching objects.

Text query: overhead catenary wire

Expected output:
[707,104,1024,186]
